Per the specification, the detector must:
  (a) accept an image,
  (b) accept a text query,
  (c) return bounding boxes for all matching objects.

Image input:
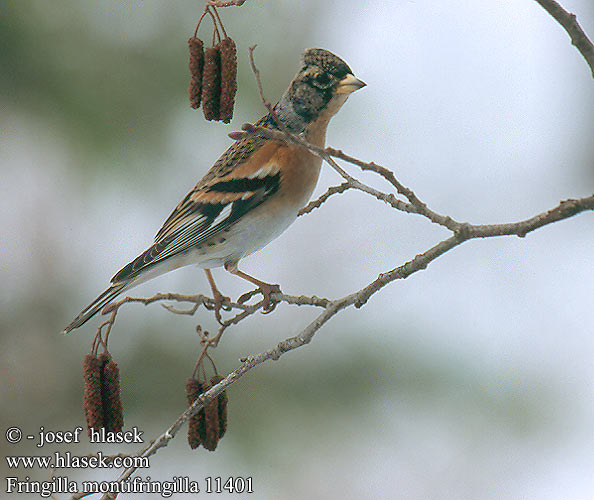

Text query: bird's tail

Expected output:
[62,282,129,334]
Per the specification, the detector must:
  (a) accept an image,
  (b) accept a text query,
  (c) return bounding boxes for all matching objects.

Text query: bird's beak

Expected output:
[336,73,366,94]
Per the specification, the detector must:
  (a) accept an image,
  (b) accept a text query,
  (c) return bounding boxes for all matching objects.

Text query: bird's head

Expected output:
[274,48,366,133]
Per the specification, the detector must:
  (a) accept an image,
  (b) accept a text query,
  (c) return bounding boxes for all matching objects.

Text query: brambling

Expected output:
[63,48,365,334]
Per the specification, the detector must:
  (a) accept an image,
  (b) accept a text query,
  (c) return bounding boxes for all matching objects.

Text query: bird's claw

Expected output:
[205,292,231,324]
[237,283,281,313]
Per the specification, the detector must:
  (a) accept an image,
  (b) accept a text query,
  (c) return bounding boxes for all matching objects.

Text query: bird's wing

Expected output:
[111,134,283,284]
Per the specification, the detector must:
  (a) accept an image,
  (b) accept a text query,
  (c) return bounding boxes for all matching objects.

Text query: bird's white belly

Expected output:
[186,203,299,269]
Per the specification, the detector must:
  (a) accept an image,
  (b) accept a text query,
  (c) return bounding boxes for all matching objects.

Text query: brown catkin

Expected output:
[83,354,104,435]
[217,37,237,123]
[202,384,220,451]
[99,353,124,434]
[210,375,228,439]
[195,382,212,446]
[188,37,204,109]
[185,378,206,449]
[201,46,221,121]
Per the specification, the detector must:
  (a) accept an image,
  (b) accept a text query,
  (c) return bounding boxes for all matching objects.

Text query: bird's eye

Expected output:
[313,72,331,87]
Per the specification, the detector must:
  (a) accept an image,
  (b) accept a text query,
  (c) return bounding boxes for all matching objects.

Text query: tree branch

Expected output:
[206,0,246,7]
[534,0,594,77]
[298,182,351,216]
[90,188,593,500]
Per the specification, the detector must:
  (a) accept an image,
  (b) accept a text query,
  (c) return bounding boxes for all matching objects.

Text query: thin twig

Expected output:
[206,0,246,7]
[248,45,274,114]
[534,0,594,77]
[298,182,351,216]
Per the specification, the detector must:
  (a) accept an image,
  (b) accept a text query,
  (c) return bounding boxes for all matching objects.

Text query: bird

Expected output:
[63,48,365,334]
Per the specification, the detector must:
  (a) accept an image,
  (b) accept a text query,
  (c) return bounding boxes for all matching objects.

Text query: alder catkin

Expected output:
[100,353,124,434]
[185,378,205,449]
[201,46,221,121]
[210,374,228,439]
[202,392,220,451]
[217,37,237,123]
[188,37,205,109]
[83,354,104,435]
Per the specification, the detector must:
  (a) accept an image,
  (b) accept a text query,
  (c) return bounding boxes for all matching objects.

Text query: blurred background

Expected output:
[2,0,593,498]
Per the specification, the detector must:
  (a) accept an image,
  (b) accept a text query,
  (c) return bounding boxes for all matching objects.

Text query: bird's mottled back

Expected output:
[301,48,352,78]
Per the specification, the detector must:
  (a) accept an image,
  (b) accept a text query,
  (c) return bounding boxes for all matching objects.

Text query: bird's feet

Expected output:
[223,262,282,314]
[210,288,232,324]
[204,269,231,324]
[238,282,281,313]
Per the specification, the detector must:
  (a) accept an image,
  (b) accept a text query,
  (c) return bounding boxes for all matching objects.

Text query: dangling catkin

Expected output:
[202,385,220,451]
[201,47,221,121]
[83,354,104,435]
[99,353,124,434]
[185,378,206,449]
[217,38,237,123]
[188,37,205,109]
[210,374,228,439]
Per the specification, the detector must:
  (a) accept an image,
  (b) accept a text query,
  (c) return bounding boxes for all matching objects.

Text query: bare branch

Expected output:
[323,146,461,230]
[534,0,594,77]
[247,45,272,112]
[85,188,593,499]
[206,0,246,7]
[298,182,351,216]
[462,195,594,238]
